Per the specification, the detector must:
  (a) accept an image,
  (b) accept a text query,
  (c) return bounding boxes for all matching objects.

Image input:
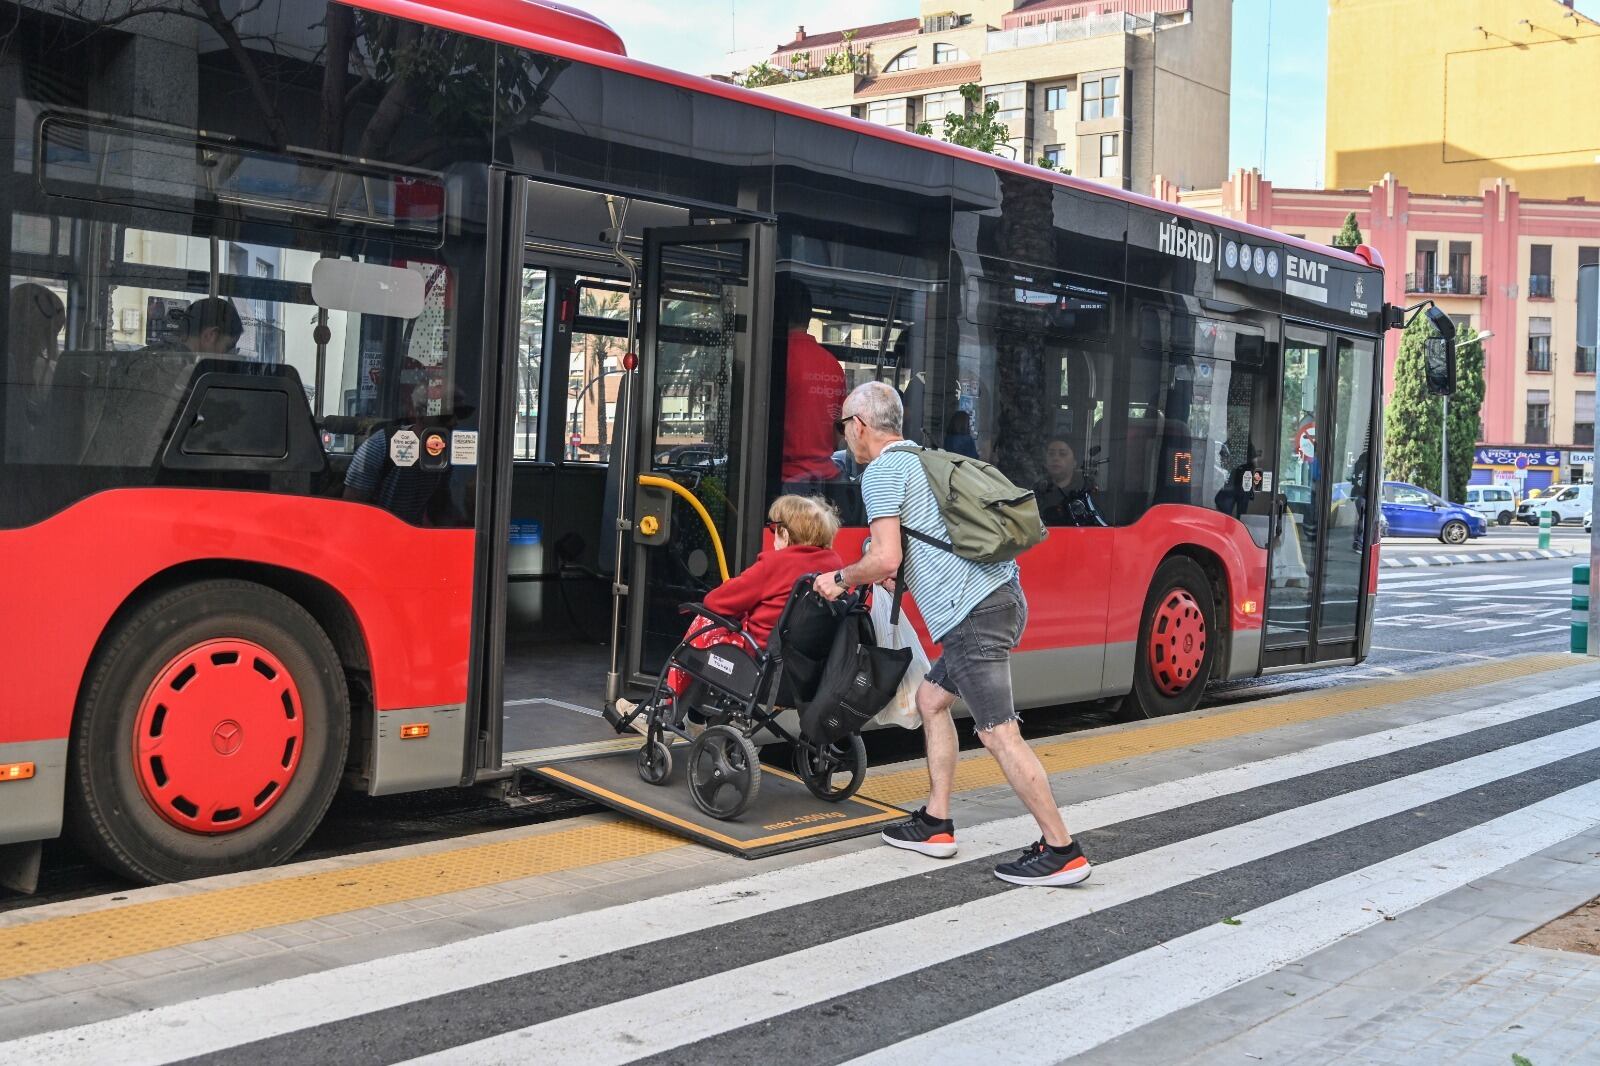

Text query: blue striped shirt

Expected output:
[860,440,1018,642]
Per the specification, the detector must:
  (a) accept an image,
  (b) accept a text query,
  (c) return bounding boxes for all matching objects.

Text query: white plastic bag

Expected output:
[869,585,930,730]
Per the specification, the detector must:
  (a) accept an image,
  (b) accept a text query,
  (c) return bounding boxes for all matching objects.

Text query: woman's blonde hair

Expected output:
[768,494,840,548]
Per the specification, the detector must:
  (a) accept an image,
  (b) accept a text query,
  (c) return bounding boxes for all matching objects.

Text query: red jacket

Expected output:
[702,543,844,647]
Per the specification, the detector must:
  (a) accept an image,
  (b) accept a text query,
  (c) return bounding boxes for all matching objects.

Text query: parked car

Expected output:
[1463,485,1518,526]
[1380,481,1488,545]
[1587,510,1593,534]
[1516,484,1593,526]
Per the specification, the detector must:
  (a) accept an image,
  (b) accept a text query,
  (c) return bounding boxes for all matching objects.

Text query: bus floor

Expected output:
[502,639,620,751]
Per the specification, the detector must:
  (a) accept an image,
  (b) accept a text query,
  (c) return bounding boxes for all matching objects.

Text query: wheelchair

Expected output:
[606,576,869,820]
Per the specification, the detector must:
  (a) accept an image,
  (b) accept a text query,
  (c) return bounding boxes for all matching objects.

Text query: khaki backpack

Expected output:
[901,446,1046,564]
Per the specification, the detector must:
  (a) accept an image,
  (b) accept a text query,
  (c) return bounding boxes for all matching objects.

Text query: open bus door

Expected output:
[619,225,775,690]
[1263,325,1380,667]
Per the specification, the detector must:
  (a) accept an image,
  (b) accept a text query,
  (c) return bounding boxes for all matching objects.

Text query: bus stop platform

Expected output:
[530,746,905,858]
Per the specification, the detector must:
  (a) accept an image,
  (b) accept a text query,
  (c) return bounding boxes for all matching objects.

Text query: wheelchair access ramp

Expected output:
[529,745,906,859]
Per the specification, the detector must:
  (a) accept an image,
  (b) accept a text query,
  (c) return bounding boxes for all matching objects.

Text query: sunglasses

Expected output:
[763,519,785,536]
[833,413,862,435]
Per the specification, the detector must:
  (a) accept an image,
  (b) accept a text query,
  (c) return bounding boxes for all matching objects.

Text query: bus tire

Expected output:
[1128,557,1216,719]
[66,580,350,884]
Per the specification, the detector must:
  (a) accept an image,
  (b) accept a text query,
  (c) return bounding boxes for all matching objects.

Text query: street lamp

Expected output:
[1442,330,1492,501]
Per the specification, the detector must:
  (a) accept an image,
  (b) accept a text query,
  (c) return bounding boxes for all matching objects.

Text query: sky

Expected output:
[581,0,1600,191]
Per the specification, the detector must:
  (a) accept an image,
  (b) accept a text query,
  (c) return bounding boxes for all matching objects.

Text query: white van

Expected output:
[1516,483,1594,526]
[1464,486,1519,526]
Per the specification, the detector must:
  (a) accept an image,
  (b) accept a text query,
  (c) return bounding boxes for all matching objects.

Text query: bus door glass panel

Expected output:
[1265,329,1327,649]
[511,268,547,460]
[564,276,633,464]
[1317,336,1376,644]
[629,230,760,680]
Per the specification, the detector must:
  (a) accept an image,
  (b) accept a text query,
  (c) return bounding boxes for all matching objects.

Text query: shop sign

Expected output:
[1474,447,1562,467]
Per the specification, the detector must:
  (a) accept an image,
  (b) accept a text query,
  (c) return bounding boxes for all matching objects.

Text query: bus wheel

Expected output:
[67,580,350,884]
[1129,557,1216,719]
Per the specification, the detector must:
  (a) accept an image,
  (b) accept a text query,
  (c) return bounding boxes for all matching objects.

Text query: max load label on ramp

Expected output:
[533,747,905,859]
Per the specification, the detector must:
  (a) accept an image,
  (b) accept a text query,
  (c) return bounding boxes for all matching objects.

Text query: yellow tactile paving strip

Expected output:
[0,651,1582,982]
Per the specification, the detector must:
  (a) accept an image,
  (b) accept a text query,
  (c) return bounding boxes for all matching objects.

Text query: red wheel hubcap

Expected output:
[1148,589,1207,698]
[133,639,305,834]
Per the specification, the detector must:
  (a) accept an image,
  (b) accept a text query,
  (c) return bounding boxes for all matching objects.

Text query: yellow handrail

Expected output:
[636,474,730,583]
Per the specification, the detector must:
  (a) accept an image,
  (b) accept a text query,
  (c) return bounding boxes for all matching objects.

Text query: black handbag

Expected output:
[798,595,912,745]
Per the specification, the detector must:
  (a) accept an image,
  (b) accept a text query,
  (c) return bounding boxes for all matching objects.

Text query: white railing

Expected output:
[986,13,1145,52]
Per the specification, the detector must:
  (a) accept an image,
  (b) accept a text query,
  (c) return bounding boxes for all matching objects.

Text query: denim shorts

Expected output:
[925,578,1028,732]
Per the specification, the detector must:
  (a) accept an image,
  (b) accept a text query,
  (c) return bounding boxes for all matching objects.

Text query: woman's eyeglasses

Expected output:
[763,519,784,535]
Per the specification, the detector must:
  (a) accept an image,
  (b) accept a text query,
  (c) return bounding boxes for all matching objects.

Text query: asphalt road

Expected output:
[8,551,1591,912]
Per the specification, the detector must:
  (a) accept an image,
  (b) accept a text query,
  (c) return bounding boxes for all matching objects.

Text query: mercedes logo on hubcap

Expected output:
[212,719,244,756]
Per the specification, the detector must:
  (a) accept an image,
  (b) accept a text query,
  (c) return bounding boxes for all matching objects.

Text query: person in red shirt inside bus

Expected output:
[779,279,847,487]
[614,495,843,730]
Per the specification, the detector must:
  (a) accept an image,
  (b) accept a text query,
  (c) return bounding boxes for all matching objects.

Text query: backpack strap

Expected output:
[903,526,955,554]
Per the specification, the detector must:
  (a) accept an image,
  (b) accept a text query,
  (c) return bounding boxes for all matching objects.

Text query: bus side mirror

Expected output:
[1423,305,1457,396]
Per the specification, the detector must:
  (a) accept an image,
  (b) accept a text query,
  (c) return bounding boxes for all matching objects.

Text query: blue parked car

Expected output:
[1380,481,1488,545]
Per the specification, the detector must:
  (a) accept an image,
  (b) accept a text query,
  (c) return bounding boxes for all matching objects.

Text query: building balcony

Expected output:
[1579,347,1598,375]
[1405,272,1487,297]
[1526,424,1550,444]
[1528,274,1554,299]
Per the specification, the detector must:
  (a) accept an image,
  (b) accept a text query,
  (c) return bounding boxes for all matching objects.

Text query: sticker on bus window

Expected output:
[390,429,420,467]
[452,430,478,465]
[1262,472,1274,492]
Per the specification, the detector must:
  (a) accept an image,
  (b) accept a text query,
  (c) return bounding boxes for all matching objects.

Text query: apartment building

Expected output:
[1161,169,1600,487]
[745,0,1231,192]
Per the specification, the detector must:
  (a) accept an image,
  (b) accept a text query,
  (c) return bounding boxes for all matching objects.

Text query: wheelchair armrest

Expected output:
[677,602,744,633]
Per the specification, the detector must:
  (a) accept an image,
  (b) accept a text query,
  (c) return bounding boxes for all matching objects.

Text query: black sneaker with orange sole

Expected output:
[880,807,958,859]
[994,838,1092,887]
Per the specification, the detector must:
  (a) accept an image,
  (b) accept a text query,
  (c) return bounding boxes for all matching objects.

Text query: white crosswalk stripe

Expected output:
[6,683,1600,1066]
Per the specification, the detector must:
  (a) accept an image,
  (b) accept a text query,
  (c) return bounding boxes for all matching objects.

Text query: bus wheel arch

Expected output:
[1127,550,1225,719]
[66,569,362,883]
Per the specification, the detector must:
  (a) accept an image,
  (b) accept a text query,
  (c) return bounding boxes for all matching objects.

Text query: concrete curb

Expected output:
[1380,547,1581,569]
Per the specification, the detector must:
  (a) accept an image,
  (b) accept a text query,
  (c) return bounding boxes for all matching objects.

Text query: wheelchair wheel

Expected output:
[636,739,672,786]
[687,725,760,820]
[793,734,867,802]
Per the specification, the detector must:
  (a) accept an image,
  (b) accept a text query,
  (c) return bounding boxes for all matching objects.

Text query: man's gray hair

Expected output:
[844,380,903,434]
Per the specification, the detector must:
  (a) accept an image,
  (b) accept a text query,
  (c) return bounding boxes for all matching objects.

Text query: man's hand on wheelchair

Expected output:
[813,569,847,601]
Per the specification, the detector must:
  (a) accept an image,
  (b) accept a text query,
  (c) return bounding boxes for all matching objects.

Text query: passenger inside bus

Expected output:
[155,297,244,356]
[1034,435,1106,527]
[778,278,846,490]
[6,282,66,429]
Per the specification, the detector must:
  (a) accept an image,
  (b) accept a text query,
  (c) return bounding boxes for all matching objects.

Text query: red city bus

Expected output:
[0,0,1390,887]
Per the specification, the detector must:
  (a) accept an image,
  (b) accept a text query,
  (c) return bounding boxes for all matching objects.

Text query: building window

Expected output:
[922,89,965,124]
[1447,240,1472,292]
[984,82,1026,124]
[932,43,964,64]
[1577,391,1596,447]
[1041,144,1066,169]
[1099,134,1120,179]
[864,97,913,129]
[1579,346,1597,374]
[1529,243,1553,298]
[1528,317,1552,372]
[1450,314,1472,334]
[1081,75,1120,120]
[1045,85,1070,111]
[883,48,917,72]
[823,104,859,118]
[1527,390,1550,444]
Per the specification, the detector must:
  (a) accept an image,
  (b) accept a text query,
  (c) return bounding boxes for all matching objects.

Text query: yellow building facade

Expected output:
[1326,0,1600,200]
